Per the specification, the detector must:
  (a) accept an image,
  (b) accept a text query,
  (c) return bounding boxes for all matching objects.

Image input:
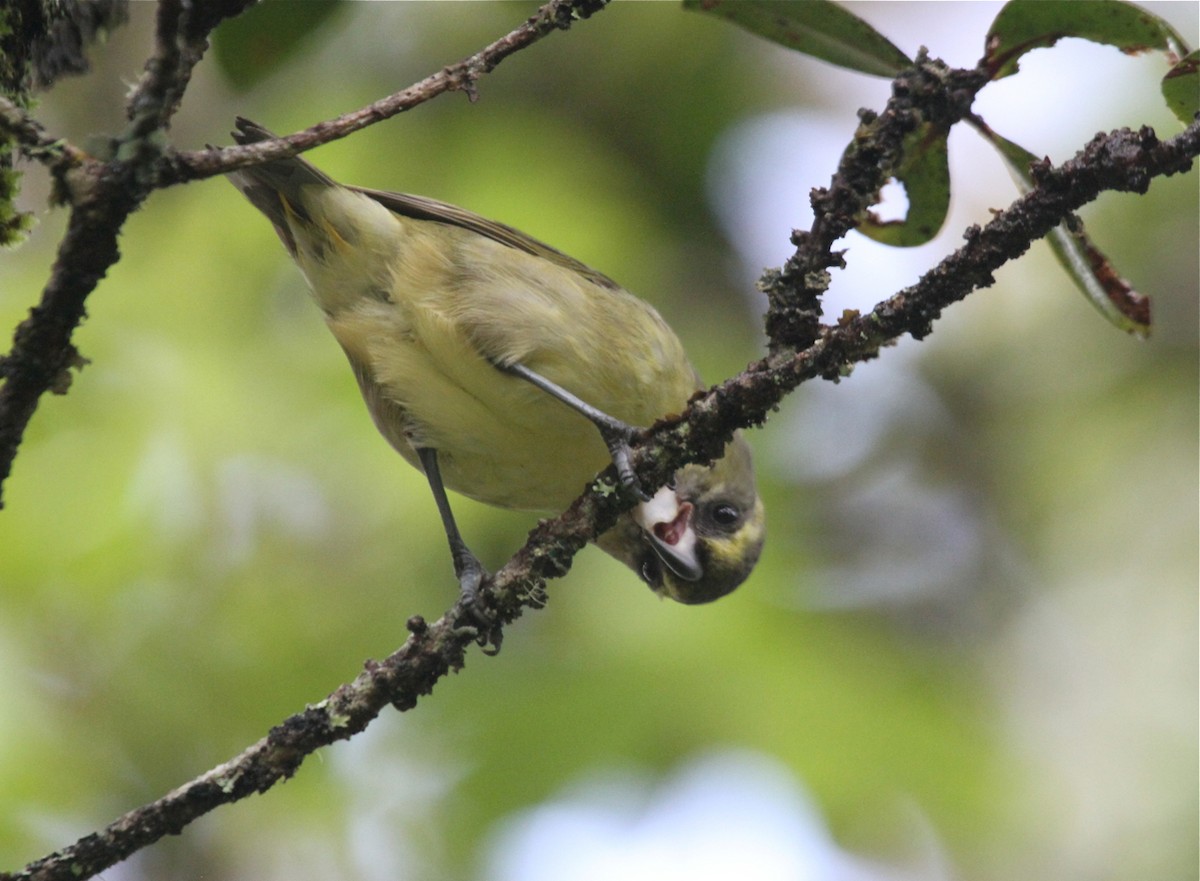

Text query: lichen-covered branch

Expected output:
[760,53,991,351]
[163,0,613,184]
[719,121,1200,423]
[0,0,252,505]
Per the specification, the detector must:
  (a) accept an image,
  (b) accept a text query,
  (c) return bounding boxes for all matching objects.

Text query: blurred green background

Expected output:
[0,3,1195,880]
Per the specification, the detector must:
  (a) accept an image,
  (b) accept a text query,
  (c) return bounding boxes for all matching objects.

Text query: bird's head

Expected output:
[598,433,764,604]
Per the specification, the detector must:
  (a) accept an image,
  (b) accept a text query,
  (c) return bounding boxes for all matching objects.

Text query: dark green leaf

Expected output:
[683,0,911,77]
[213,0,347,92]
[858,123,950,247]
[975,122,1150,336]
[1162,49,1200,126]
[984,0,1190,81]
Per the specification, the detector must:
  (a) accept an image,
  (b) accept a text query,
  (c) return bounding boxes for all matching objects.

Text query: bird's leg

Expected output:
[416,446,488,604]
[416,447,502,651]
[498,362,649,500]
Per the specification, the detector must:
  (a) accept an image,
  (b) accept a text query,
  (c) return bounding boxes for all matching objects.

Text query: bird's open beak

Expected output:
[636,485,703,583]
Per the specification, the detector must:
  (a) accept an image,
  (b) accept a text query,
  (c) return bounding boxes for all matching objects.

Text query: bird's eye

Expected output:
[711,504,741,527]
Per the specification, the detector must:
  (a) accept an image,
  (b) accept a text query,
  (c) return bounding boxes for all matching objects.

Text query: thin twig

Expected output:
[0,98,86,166]
[165,0,611,183]
[126,0,257,135]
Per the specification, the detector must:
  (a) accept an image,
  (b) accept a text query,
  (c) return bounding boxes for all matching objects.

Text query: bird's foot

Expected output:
[452,552,503,654]
[598,422,650,502]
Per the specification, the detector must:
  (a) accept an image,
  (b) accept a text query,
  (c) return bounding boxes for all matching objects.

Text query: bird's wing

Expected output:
[351,187,621,292]
[229,117,619,291]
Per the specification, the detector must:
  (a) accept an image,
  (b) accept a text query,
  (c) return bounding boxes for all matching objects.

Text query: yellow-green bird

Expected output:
[228,118,764,605]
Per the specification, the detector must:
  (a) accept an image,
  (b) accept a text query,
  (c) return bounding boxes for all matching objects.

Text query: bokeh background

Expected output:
[1,3,1196,880]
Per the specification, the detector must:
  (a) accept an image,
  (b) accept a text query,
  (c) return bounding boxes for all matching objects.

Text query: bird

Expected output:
[227,117,764,607]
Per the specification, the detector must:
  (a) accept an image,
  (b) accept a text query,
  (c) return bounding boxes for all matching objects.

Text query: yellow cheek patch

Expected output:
[708,499,766,570]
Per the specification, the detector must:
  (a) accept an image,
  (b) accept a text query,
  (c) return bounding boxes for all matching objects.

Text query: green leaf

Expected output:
[983,0,1190,81]
[683,0,911,77]
[977,123,1150,337]
[1162,49,1200,126]
[858,122,950,247]
[213,0,347,92]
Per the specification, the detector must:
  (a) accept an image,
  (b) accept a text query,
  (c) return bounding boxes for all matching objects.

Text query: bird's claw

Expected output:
[601,426,650,502]
[453,553,503,654]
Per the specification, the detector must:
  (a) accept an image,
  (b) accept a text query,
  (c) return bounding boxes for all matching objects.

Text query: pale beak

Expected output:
[636,486,703,582]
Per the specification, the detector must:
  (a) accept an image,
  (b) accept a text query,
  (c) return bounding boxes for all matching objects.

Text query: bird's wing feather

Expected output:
[352,187,621,292]
[230,117,618,290]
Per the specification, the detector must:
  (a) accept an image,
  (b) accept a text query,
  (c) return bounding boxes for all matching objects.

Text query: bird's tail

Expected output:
[227,117,334,258]
[227,118,406,316]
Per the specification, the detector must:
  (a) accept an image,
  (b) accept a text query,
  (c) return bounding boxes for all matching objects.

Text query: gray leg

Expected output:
[416,446,486,602]
[499,362,647,498]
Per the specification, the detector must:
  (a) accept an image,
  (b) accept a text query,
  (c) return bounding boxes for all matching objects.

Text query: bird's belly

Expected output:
[329,301,615,512]
[436,419,611,511]
[396,374,613,512]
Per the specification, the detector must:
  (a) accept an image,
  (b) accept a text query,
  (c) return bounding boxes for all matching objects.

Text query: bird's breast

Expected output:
[325,296,620,511]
